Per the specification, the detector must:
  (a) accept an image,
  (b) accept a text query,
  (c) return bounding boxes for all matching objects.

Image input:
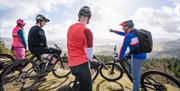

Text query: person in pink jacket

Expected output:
[11,19,27,60]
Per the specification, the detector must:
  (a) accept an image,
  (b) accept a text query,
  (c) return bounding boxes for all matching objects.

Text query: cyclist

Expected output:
[28,14,61,71]
[67,6,93,91]
[11,19,27,60]
[110,20,146,91]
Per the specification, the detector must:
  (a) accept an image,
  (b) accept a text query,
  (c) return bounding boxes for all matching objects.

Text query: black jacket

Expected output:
[28,26,47,53]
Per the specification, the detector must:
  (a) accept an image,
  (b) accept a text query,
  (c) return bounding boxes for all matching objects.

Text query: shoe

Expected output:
[47,65,54,72]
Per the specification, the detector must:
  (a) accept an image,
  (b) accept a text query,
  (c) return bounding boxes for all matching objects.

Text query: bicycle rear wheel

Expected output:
[90,61,100,81]
[141,70,180,91]
[52,58,71,78]
[99,62,123,81]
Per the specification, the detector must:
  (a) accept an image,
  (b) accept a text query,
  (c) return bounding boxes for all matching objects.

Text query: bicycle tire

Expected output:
[91,67,99,81]
[141,70,180,91]
[99,62,123,81]
[52,59,71,78]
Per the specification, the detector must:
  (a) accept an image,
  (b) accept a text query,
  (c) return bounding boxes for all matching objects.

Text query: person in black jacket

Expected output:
[28,14,61,71]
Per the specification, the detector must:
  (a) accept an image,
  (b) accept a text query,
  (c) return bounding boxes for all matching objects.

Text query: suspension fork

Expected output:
[110,60,118,73]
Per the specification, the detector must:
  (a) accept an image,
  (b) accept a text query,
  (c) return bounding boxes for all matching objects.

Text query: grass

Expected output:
[37,73,132,91]
[2,69,179,91]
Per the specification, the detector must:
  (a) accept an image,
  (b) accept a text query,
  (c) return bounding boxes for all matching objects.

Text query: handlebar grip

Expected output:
[93,55,96,59]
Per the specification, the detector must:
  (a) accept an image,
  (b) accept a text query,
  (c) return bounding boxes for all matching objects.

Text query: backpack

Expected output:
[130,29,153,54]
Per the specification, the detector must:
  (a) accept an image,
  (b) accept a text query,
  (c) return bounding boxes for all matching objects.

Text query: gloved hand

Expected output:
[57,50,62,54]
[125,53,131,59]
[11,46,14,50]
[109,29,115,32]
[49,48,62,54]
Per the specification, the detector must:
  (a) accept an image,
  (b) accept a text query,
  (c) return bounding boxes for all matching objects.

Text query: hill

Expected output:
[0,37,180,58]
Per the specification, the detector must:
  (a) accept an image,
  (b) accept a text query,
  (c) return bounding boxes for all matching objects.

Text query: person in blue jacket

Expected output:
[110,20,146,91]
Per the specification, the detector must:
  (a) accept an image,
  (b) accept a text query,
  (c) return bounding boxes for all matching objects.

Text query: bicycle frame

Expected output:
[113,45,133,82]
[119,58,133,82]
[93,55,108,70]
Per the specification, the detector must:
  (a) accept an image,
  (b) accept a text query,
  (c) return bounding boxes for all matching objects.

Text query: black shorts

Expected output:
[70,62,92,91]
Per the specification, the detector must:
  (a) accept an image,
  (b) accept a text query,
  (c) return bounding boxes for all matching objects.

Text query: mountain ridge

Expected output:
[1,37,179,58]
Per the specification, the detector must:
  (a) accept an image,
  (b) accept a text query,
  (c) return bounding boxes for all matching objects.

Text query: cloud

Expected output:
[0,0,78,38]
[84,0,129,41]
[44,19,76,40]
[84,0,180,41]
[169,0,180,4]
[0,0,179,42]
[131,3,180,40]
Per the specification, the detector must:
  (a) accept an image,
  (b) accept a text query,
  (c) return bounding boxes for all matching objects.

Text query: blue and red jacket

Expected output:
[114,28,146,60]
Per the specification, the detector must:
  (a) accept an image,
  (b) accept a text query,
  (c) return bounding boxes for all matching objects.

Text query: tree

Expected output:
[0,40,14,55]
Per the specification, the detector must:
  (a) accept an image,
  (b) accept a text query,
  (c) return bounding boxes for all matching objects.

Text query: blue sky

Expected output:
[0,0,180,43]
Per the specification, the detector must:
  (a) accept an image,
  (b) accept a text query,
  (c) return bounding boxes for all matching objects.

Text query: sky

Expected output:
[0,0,180,43]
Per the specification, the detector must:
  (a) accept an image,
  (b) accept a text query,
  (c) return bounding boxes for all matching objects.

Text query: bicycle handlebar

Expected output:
[53,43,61,49]
[113,45,131,60]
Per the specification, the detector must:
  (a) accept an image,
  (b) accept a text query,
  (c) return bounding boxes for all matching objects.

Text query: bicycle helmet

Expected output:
[17,19,25,26]
[78,6,92,19]
[35,14,50,22]
[120,20,134,28]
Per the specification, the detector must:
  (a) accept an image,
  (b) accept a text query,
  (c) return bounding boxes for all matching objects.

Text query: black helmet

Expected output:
[78,6,92,18]
[120,20,134,28]
[35,14,50,22]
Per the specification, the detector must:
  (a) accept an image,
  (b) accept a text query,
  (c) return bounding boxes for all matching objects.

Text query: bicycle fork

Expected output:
[109,60,118,74]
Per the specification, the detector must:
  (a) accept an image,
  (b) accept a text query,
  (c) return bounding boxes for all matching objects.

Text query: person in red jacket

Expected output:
[11,19,27,60]
[67,6,93,91]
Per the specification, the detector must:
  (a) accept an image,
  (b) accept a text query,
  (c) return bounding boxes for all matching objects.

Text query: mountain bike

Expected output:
[0,44,71,91]
[99,45,180,91]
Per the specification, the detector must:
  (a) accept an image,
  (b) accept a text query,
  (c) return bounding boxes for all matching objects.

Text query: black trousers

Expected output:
[30,47,61,55]
[29,47,62,60]
[70,62,92,91]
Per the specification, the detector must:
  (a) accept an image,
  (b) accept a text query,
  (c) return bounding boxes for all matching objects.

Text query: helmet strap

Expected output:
[36,20,43,27]
[87,18,90,24]
[40,22,43,27]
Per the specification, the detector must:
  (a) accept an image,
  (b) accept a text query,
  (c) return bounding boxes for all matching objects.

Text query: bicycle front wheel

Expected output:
[99,62,123,81]
[141,70,180,91]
